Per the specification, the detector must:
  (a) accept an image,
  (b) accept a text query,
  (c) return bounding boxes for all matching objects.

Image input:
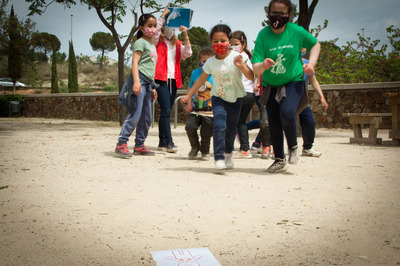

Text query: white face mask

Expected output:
[230,45,241,53]
[165,29,175,40]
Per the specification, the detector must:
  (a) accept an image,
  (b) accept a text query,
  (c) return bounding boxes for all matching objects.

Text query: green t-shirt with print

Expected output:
[132,38,158,81]
[252,22,317,87]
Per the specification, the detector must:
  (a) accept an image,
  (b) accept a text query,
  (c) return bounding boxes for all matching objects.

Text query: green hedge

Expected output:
[0,94,25,117]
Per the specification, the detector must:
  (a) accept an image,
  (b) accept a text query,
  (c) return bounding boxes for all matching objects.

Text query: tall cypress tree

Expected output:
[68,41,78,92]
[50,49,59,93]
[7,5,22,93]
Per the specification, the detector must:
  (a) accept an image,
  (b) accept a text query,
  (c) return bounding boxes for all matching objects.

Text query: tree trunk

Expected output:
[118,48,127,125]
[298,0,319,31]
[100,50,104,70]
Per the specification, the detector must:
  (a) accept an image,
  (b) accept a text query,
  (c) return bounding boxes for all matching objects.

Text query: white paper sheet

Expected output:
[151,247,221,266]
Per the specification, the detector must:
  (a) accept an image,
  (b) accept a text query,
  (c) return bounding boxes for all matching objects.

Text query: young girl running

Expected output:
[230,30,256,159]
[180,24,254,171]
[115,14,159,157]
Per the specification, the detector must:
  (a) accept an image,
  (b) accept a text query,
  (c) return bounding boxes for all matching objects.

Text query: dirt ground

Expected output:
[0,117,399,265]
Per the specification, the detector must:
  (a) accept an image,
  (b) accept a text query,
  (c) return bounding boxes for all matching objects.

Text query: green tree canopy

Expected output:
[89,31,116,69]
[31,31,60,61]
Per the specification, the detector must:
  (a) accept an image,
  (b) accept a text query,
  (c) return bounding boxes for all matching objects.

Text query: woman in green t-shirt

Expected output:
[252,0,321,173]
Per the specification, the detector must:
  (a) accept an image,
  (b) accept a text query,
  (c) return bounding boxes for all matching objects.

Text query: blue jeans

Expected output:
[299,106,316,150]
[118,83,153,147]
[155,79,177,147]
[266,81,304,159]
[212,96,242,160]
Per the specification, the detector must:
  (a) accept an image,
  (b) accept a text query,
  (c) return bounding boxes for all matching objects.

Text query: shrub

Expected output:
[0,94,25,117]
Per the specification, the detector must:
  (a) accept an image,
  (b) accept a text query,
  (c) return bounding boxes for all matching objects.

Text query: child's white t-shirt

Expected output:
[202,51,246,103]
[241,52,255,94]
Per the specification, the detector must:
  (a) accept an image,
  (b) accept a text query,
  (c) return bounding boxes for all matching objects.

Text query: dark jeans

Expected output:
[299,106,316,150]
[266,81,304,159]
[212,96,242,160]
[185,113,214,154]
[237,92,255,151]
[155,79,177,147]
[246,95,270,146]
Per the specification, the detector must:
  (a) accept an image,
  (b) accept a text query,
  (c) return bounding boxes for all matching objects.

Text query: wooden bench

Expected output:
[342,113,392,144]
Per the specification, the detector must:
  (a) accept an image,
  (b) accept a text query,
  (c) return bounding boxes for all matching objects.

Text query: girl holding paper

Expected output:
[154,4,192,153]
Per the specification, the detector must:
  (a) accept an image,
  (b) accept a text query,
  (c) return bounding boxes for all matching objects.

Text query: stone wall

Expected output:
[21,82,400,129]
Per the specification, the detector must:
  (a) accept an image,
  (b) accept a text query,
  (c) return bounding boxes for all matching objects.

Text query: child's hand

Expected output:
[185,102,193,112]
[321,98,329,111]
[254,82,260,94]
[162,4,170,17]
[263,58,275,70]
[152,89,158,101]
[180,95,190,105]
[234,54,244,67]
[133,83,142,95]
[303,63,315,77]
[179,26,187,33]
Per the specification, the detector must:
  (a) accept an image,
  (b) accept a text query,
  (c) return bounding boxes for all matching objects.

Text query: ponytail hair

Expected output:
[137,13,156,39]
[232,30,252,59]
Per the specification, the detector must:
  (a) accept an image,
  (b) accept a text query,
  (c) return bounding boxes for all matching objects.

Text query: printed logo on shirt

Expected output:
[271,54,286,74]
[150,48,157,62]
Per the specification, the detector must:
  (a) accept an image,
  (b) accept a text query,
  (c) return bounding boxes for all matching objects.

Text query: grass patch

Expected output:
[0,185,9,190]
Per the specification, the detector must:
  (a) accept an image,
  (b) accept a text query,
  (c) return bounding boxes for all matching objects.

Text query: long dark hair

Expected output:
[232,31,252,59]
[137,13,156,39]
[209,24,232,41]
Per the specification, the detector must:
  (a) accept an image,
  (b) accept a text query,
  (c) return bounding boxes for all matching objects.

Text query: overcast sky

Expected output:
[10,0,400,60]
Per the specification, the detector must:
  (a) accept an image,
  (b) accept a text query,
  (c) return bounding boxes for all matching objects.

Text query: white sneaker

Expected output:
[288,145,300,164]
[215,160,226,171]
[302,148,322,157]
[224,153,234,169]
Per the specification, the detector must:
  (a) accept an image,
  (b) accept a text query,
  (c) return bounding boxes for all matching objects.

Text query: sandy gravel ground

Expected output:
[0,117,399,265]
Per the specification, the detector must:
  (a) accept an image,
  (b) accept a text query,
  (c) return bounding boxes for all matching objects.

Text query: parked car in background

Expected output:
[0,78,28,88]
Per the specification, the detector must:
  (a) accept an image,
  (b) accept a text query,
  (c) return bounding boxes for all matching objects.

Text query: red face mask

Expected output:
[212,43,229,55]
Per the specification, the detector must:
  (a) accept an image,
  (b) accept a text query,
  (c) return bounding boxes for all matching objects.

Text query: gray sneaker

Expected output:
[224,153,234,169]
[167,142,178,153]
[289,145,300,164]
[267,158,288,173]
[188,148,199,159]
[200,153,210,161]
[302,148,322,157]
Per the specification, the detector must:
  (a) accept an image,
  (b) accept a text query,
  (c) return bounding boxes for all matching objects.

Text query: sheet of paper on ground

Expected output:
[151,247,221,266]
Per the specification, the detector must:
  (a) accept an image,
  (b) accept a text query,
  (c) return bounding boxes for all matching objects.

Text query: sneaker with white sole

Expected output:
[261,146,271,159]
[251,142,261,151]
[232,150,252,159]
[288,145,300,164]
[201,153,210,161]
[302,148,322,157]
[166,142,178,153]
[267,158,288,173]
[224,153,234,169]
[215,160,226,171]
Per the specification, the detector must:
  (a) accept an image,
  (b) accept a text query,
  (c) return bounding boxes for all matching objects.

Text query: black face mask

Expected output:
[269,15,289,29]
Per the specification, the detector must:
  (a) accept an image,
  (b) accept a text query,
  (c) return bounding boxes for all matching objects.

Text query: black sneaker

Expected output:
[188,148,199,159]
[167,142,178,153]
